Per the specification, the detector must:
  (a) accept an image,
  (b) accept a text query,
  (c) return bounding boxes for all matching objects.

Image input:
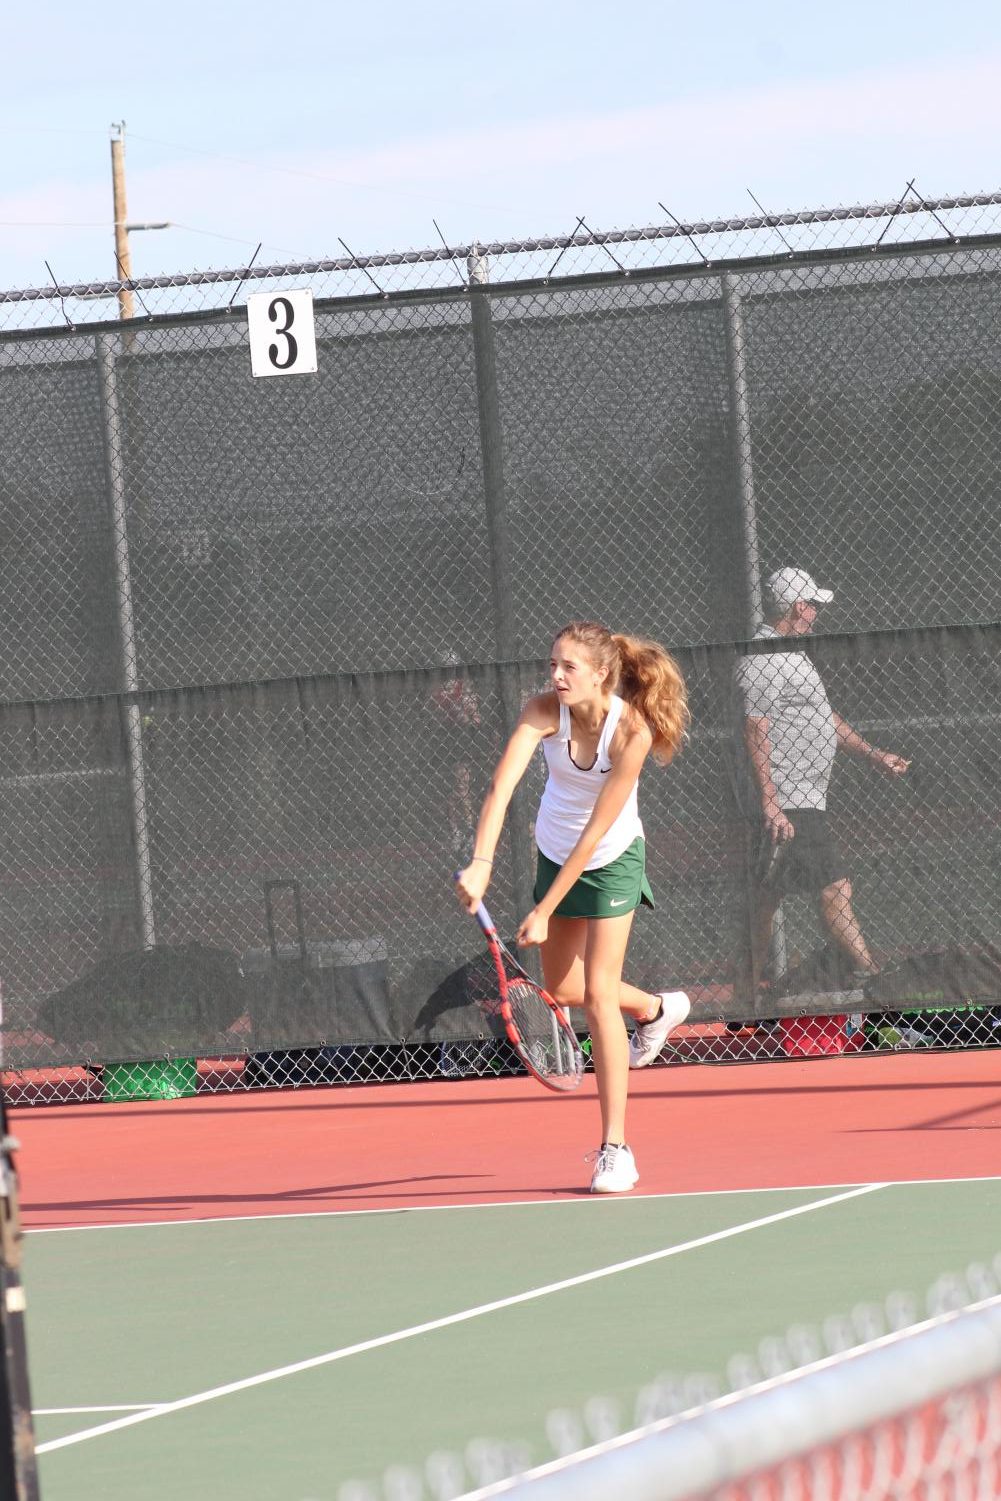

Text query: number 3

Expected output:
[247,287,316,377]
[268,297,298,370]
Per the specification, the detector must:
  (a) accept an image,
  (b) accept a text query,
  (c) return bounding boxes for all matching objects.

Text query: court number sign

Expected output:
[247,289,318,377]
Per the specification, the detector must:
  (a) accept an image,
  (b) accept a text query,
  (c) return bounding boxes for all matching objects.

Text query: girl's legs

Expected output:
[583,912,636,1145]
[541,915,661,1022]
[540,913,637,1145]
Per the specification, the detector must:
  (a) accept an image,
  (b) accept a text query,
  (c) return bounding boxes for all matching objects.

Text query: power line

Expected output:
[0,123,108,136]
[168,222,298,253]
[2,217,294,253]
[124,130,502,213]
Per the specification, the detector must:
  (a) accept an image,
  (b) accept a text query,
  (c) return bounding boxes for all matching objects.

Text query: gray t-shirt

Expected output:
[735,626,836,810]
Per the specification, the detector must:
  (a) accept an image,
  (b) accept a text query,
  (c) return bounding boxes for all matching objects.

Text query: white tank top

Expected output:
[534,694,644,869]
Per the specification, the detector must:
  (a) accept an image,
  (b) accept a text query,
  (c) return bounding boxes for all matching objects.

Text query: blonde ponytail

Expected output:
[553,621,689,765]
[611,633,689,764]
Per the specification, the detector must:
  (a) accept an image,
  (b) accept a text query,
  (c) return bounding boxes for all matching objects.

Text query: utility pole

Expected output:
[110,121,134,321]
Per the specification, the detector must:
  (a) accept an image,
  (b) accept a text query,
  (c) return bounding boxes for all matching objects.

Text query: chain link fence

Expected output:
[3,189,1001,1103]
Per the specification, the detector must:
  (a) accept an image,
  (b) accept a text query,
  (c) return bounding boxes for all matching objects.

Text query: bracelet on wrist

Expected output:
[470,856,493,865]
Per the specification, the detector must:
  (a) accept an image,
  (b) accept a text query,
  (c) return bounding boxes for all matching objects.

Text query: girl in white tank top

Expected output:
[455,622,690,1196]
[534,694,643,869]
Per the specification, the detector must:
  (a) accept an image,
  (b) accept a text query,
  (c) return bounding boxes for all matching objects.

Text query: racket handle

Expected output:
[453,872,495,936]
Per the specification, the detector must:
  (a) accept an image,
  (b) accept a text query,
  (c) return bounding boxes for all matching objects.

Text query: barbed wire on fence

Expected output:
[4,186,1001,330]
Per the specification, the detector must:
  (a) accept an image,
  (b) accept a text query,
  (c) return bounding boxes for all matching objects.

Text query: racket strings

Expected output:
[506,978,559,1043]
[504,974,583,1086]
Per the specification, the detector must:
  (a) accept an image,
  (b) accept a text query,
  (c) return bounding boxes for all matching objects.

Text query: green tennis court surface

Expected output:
[28,1176,1001,1499]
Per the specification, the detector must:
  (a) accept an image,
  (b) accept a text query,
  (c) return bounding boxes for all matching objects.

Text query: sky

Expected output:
[3,0,1001,292]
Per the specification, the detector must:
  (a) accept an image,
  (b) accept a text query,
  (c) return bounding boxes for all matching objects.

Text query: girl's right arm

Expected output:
[454,694,555,911]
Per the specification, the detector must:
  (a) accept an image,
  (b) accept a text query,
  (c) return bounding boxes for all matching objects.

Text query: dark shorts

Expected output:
[534,837,655,919]
[753,810,848,896]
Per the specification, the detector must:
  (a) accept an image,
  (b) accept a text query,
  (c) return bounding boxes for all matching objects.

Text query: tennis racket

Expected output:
[759,836,788,890]
[461,893,585,1093]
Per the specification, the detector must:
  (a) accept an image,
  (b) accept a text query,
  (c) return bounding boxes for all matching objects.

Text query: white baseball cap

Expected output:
[765,567,834,608]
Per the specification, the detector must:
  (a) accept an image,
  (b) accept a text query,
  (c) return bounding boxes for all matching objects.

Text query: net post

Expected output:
[0,976,40,1500]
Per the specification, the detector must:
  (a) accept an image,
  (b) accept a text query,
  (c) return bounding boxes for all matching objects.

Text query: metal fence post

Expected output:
[467,249,536,926]
[721,272,763,637]
[721,272,787,994]
[95,331,157,949]
[467,247,516,662]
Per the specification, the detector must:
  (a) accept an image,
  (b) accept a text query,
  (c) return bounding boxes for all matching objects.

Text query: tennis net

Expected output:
[340,1265,1001,1501]
[463,1291,1001,1500]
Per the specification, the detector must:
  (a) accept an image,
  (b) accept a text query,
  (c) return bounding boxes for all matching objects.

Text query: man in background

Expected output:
[731,567,910,1017]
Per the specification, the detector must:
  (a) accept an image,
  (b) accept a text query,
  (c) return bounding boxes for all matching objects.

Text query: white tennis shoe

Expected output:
[628,991,691,1068]
[588,1143,639,1194]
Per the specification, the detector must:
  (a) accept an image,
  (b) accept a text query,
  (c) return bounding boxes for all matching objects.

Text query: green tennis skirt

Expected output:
[534,837,655,919]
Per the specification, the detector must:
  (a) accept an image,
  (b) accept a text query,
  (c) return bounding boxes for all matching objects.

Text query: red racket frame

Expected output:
[470,899,584,1093]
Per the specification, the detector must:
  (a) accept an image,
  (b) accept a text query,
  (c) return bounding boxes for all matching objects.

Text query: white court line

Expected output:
[35,1182,884,1455]
[35,1405,160,1415]
[23,1172,1001,1236]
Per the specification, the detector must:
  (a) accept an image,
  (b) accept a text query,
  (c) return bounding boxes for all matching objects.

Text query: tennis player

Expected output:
[455,621,690,1193]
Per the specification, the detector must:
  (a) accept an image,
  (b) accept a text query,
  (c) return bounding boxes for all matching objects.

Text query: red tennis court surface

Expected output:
[13,1049,1001,1230]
